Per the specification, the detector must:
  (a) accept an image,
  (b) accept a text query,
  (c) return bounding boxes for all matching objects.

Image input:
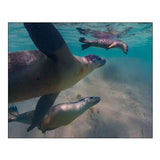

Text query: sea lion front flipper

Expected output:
[120,27,132,35]
[107,26,117,34]
[24,23,76,63]
[27,92,59,132]
[24,23,67,60]
[41,127,58,134]
[108,42,117,49]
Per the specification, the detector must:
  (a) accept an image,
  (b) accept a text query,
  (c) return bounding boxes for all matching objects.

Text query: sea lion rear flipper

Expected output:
[27,92,59,132]
[24,23,68,61]
[81,44,91,50]
[8,106,19,122]
[79,37,91,50]
[8,105,19,116]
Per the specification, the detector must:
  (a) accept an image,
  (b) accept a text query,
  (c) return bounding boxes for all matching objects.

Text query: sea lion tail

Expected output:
[8,114,16,122]
[79,37,86,43]
[79,37,91,50]
[8,106,19,122]
[81,44,91,50]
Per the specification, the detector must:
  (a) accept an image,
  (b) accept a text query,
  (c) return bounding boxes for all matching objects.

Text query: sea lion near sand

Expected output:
[76,26,132,39]
[79,37,128,54]
[9,97,100,133]
[8,23,106,132]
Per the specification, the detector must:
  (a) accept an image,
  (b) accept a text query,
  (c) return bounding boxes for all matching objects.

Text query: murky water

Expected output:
[8,23,152,138]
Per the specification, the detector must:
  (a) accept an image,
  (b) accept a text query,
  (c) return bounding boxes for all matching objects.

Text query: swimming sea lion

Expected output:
[79,37,128,54]
[9,97,100,133]
[76,27,132,39]
[8,23,106,132]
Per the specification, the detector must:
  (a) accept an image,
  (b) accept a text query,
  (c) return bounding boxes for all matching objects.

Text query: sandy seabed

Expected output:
[8,58,152,138]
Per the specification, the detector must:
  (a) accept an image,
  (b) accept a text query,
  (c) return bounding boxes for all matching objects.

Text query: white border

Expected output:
[0,0,159,160]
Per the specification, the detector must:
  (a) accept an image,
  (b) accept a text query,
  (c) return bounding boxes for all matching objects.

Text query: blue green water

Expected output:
[8,22,152,80]
[8,23,152,138]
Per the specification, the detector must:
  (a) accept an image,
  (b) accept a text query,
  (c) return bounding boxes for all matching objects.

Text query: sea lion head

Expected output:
[116,41,128,54]
[74,54,106,79]
[84,55,106,69]
[121,43,128,54]
[77,96,101,110]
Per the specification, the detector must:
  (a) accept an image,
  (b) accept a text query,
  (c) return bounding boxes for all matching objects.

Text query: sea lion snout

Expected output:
[85,55,106,68]
[83,96,101,106]
[99,57,106,66]
[89,96,101,105]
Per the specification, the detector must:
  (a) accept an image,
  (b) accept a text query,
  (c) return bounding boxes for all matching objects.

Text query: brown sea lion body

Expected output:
[9,97,100,133]
[9,49,105,103]
[79,37,128,54]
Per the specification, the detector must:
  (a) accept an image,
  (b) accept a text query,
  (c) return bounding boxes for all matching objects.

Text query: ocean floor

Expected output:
[8,57,152,138]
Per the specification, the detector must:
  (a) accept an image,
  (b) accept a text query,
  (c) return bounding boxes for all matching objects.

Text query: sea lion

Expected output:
[76,26,132,39]
[8,23,106,132]
[8,97,100,133]
[79,37,128,54]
